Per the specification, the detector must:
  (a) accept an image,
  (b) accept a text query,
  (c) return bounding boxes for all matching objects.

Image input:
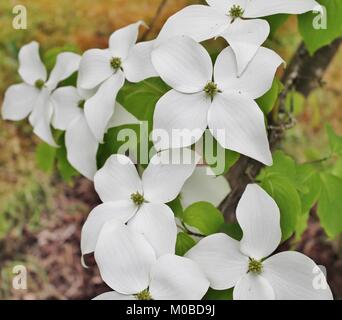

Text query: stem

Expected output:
[140,0,168,41]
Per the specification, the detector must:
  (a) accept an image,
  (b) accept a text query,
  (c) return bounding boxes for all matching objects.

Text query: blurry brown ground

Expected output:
[0,0,341,299]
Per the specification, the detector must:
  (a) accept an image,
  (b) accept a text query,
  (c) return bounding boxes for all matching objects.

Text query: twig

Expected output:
[140,0,168,41]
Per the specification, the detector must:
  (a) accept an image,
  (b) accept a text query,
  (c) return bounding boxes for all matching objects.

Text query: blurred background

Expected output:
[0,0,341,299]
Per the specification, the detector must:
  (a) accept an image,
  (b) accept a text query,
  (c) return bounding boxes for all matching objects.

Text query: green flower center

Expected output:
[248,258,263,275]
[131,192,144,205]
[135,289,152,300]
[78,100,85,109]
[110,57,122,70]
[229,5,244,19]
[35,79,45,89]
[204,82,219,99]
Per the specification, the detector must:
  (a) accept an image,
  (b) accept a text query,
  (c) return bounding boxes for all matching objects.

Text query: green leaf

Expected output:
[317,173,342,238]
[298,0,342,55]
[259,176,301,241]
[167,197,184,219]
[220,222,243,241]
[118,77,169,131]
[256,78,283,114]
[326,124,342,156]
[55,135,79,182]
[175,232,196,256]
[204,288,233,300]
[296,164,321,214]
[36,143,56,173]
[285,90,306,116]
[183,202,224,236]
[42,45,80,72]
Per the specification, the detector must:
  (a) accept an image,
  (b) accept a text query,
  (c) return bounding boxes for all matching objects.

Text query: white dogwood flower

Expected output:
[50,85,138,180]
[2,41,81,146]
[93,221,209,300]
[77,21,158,143]
[81,148,199,258]
[180,166,230,208]
[151,36,283,165]
[157,0,319,74]
[186,184,333,300]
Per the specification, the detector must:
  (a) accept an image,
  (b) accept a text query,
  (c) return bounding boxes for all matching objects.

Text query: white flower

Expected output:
[151,36,283,165]
[50,85,138,180]
[2,41,81,146]
[92,221,209,300]
[186,184,333,300]
[180,166,230,208]
[77,21,158,143]
[81,148,199,258]
[157,0,319,74]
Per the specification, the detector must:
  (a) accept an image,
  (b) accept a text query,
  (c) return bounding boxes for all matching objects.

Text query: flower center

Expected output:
[229,5,244,19]
[110,57,122,70]
[204,82,219,99]
[131,192,144,205]
[135,289,152,300]
[78,100,85,109]
[35,79,45,89]
[248,258,263,275]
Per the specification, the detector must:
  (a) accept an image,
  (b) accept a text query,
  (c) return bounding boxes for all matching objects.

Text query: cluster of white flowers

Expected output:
[2,0,333,300]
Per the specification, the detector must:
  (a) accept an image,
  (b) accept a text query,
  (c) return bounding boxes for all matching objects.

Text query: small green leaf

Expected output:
[317,173,342,238]
[183,202,224,236]
[204,288,233,300]
[167,197,184,219]
[175,232,196,256]
[36,143,56,173]
[256,78,283,114]
[298,0,342,55]
[220,223,243,241]
[326,124,342,156]
[259,177,301,241]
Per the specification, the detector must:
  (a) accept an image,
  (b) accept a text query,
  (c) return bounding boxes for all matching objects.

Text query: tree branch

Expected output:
[219,38,342,221]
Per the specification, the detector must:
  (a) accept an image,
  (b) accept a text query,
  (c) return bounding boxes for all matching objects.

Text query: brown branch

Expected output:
[219,37,342,221]
[140,0,168,41]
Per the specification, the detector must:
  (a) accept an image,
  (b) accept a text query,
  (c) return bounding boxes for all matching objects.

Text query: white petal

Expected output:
[81,201,137,256]
[51,86,82,130]
[77,49,113,89]
[233,273,275,300]
[84,72,125,142]
[206,0,247,12]
[214,46,284,99]
[2,83,38,120]
[208,93,272,166]
[109,21,142,60]
[106,102,139,130]
[245,0,319,18]
[95,221,156,295]
[237,184,281,260]
[186,233,248,290]
[46,52,81,90]
[93,291,135,300]
[29,89,57,147]
[152,36,213,93]
[65,113,98,180]
[142,148,199,203]
[128,203,177,257]
[149,254,209,300]
[94,154,142,203]
[18,41,47,85]
[123,40,158,83]
[263,251,333,300]
[157,5,228,44]
[220,19,271,76]
[181,166,231,208]
[152,90,210,150]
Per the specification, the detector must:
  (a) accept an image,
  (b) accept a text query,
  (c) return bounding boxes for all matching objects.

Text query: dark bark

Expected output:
[220,38,342,221]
